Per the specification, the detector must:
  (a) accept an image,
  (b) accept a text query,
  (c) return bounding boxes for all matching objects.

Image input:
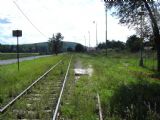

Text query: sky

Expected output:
[0,0,136,47]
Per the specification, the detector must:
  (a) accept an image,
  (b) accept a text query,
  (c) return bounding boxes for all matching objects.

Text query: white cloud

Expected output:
[0,0,136,46]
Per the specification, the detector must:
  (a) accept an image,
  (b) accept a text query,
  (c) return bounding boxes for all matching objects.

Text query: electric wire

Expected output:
[13,1,48,39]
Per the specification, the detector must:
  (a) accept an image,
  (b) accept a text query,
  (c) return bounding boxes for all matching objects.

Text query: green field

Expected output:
[0,54,65,107]
[60,52,160,120]
[0,53,39,60]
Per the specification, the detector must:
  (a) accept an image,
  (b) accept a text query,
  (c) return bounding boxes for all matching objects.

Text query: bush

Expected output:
[126,35,141,52]
[75,44,84,52]
[67,47,73,52]
[109,82,160,119]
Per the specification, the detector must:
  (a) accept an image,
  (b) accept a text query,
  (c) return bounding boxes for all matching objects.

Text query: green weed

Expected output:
[60,52,160,120]
[0,54,64,107]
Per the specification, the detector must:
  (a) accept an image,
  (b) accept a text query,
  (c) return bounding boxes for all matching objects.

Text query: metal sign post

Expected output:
[12,30,22,71]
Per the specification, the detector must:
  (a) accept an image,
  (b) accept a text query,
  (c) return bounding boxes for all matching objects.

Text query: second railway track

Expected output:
[0,56,72,119]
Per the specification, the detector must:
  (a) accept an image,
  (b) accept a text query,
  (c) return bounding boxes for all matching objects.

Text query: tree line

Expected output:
[97,34,154,53]
[0,34,153,54]
[0,43,49,54]
[0,32,77,54]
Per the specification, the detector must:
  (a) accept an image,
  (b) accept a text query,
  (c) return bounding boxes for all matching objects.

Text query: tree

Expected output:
[98,40,125,50]
[48,33,63,55]
[48,34,55,54]
[104,0,160,71]
[126,35,141,52]
[75,44,84,52]
[98,42,106,49]
[67,47,73,52]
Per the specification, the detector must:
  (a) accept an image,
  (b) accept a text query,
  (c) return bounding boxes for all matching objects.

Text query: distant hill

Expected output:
[0,41,78,54]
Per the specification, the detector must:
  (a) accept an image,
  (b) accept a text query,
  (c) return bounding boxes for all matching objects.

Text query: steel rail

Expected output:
[0,60,62,113]
[97,93,103,120]
[52,56,72,120]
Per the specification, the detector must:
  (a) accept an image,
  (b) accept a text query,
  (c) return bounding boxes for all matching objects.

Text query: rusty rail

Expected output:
[97,93,103,120]
[0,60,62,113]
[52,56,72,120]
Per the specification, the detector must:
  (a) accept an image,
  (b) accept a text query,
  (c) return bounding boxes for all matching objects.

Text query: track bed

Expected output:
[0,57,71,119]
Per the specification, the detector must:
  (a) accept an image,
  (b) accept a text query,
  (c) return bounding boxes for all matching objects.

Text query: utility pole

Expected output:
[93,21,98,48]
[84,35,87,51]
[88,31,90,51]
[96,22,98,48]
[139,5,144,67]
[105,2,108,56]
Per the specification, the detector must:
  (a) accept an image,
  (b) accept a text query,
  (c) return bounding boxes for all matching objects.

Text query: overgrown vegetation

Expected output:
[0,55,70,119]
[75,44,85,52]
[0,54,64,107]
[60,52,160,120]
[98,40,125,50]
[104,0,160,71]
[1,52,160,119]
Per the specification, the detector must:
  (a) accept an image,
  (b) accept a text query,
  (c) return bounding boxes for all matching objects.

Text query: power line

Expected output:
[13,1,48,38]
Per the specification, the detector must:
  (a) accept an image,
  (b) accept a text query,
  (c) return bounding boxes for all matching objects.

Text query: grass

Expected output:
[60,52,160,120]
[60,54,98,120]
[0,55,71,119]
[0,54,65,107]
[0,53,40,60]
[1,51,160,119]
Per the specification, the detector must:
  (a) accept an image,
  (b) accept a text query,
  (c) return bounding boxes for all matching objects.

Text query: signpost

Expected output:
[12,30,22,71]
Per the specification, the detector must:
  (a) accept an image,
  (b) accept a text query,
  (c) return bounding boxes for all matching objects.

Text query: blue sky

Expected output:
[0,18,11,24]
[0,0,135,46]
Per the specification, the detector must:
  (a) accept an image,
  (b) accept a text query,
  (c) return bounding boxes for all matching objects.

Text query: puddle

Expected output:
[74,65,93,81]
[74,69,88,75]
[74,60,93,82]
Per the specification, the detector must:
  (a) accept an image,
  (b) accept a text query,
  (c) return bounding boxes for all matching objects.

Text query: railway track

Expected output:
[0,56,72,119]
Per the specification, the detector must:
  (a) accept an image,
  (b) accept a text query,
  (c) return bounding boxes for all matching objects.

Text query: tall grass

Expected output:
[0,54,64,107]
[60,52,160,120]
[0,55,71,119]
